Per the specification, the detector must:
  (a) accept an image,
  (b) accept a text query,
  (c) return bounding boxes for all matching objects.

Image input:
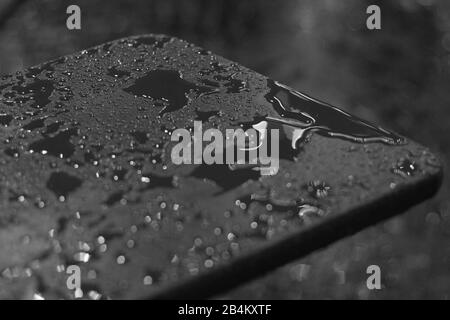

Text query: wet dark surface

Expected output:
[0,0,449,299]
[0,34,441,299]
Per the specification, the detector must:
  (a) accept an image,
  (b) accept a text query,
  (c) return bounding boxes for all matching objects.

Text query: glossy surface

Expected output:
[0,34,441,299]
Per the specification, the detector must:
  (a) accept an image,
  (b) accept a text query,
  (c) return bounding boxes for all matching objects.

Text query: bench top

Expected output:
[0,35,442,299]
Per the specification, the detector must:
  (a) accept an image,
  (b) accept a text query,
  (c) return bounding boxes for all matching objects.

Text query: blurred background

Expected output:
[1,0,450,299]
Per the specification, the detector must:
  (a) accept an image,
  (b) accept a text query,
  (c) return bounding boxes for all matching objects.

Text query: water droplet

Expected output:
[392,158,418,177]
[143,275,153,285]
[116,255,126,265]
[204,259,214,268]
[32,293,45,300]
[73,288,83,298]
[74,252,90,263]
[88,290,102,300]
[306,180,331,199]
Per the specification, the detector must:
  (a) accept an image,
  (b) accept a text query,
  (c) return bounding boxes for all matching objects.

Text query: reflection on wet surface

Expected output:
[265,80,403,146]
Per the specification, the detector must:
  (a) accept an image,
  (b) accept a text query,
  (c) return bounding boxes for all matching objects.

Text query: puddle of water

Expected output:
[107,66,131,79]
[192,164,260,193]
[23,117,47,131]
[28,127,78,158]
[0,114,13,126]
[46,171,83,200]
[124,70,211,116]
[264,80,404,146]
[12,79,55,109]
